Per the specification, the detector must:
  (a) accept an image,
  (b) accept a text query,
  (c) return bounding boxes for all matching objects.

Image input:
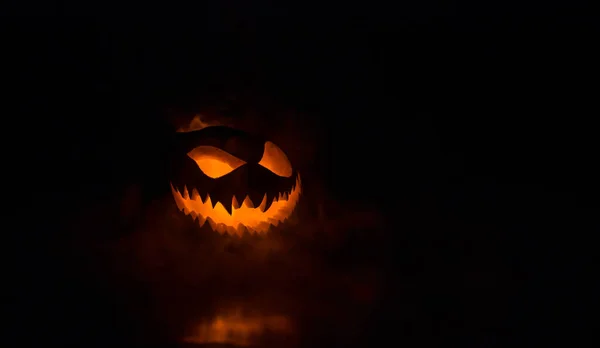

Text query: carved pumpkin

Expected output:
[170,124,301,236]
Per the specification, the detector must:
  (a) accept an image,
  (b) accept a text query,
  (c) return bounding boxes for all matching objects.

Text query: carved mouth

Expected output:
[171,174,301,235]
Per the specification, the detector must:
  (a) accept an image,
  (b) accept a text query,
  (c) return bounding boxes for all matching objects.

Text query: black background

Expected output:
[5,3,598,347]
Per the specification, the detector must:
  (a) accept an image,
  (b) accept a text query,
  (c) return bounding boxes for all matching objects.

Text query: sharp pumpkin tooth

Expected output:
[171,186,186,211]
[249,191,264,208]
[223,202,233,215]
[258,194,268,212]
[197,213,206,227]
[206,217,217,230]
[234,193,245,207]
[232,196,241,210]
[182,185,190,199]
[191,188,200,201]
[243,195,254,208]
[204,194,212,207]
[264,193,275,212]
[282,192,288,201]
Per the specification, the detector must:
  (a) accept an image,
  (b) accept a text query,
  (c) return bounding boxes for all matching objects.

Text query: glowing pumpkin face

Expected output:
[170,126,301,235]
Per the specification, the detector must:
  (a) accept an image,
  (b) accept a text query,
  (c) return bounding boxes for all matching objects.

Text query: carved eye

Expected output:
[258,141,292,177]
[187,146,246,179]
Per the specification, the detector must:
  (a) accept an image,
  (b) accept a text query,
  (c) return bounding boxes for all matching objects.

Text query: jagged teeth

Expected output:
[204,194,212,207]
[258,194,268,212]
[173,173,300,217]
[191,188,200,200]
[171,172,301,235]
[242,195,254,208]
[232,196,241,210]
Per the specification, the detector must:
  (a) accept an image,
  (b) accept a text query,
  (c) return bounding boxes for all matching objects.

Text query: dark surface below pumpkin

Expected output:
[6,5,598,348]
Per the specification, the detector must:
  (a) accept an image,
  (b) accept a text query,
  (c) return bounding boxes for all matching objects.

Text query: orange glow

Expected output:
[171,174,301,235]
[187,146,246,179]
[258,141,293,177]
[193,158,234,178]
[177,115,219,132]
[184,309,293,346]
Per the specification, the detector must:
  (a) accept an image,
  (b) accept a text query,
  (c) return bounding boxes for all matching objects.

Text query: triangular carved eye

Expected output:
[187,146,246,178]
[258,141,292,177]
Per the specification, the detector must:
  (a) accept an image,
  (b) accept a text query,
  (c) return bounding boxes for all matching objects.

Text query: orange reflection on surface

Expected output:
[184,309,293,346]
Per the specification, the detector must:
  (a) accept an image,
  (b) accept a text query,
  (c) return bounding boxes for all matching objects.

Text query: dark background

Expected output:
[5,3,598,347]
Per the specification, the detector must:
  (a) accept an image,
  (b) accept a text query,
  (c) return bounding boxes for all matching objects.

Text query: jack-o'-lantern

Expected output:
[170,123,301,236]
